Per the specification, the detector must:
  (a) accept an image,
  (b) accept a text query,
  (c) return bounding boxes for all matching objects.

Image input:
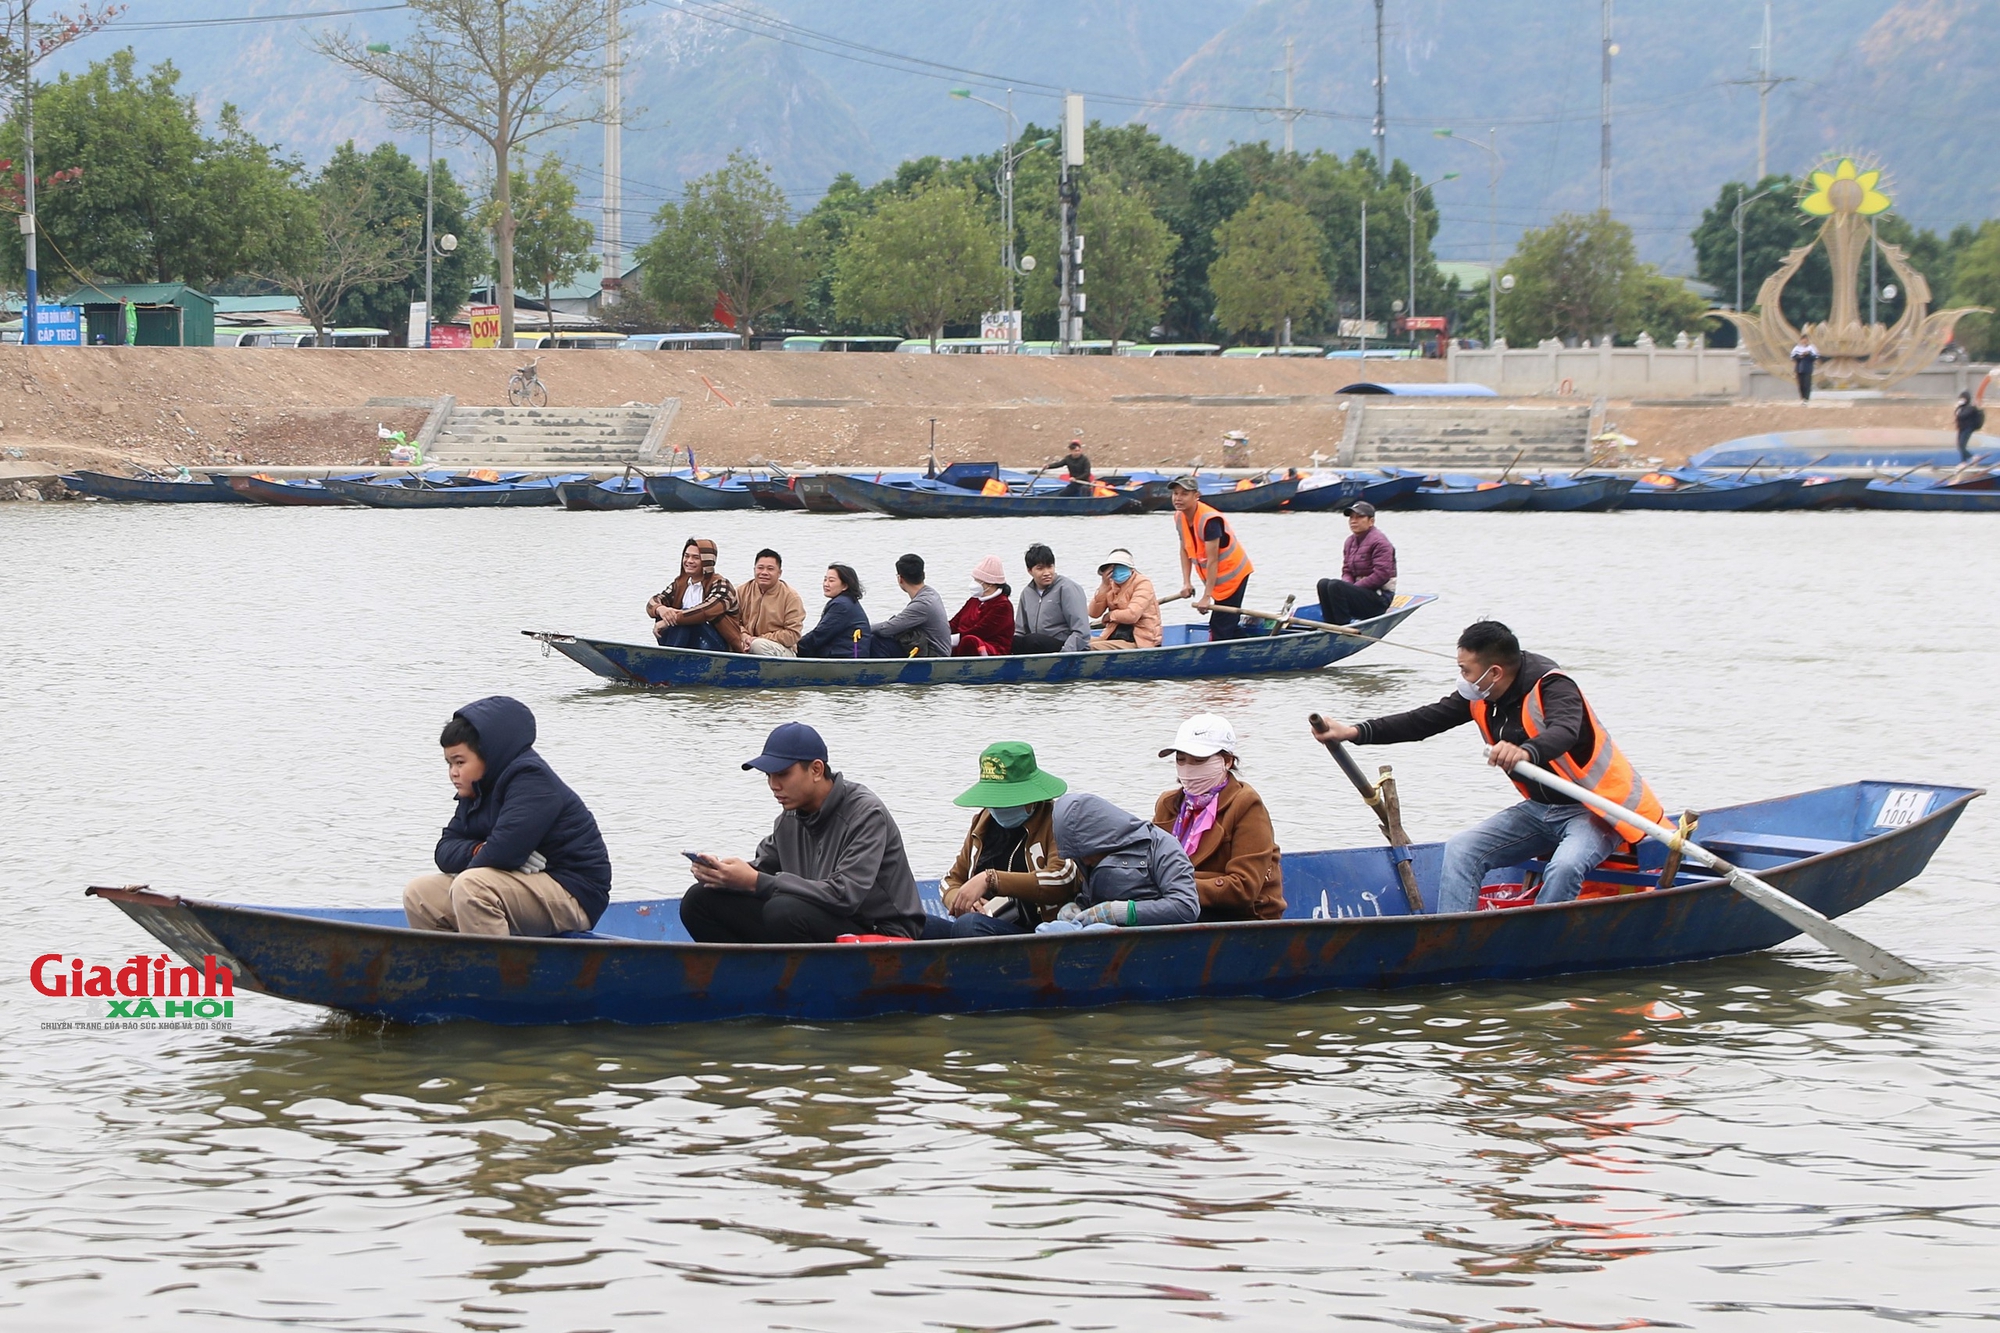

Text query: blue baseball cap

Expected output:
[742,721,829,774]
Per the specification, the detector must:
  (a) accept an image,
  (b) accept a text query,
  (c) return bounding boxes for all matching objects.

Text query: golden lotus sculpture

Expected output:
[1712,158,1986,390]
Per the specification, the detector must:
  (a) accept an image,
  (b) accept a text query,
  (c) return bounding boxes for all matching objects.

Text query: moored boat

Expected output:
[1618,471,1806,511]
[62,470,254,503]
[1862,476,2000,511]
[321,473,585,508]
[1522,474,1635,512]
[211,473,371,507]
[824,473,1138,518]
[645,474,759,511]
[1283,473,1369,512]
[1403,473,1534,511]
[530,593,1433,688]
[87,778,1978,1025]
[1199,476,1302,513]
[745,477,808,510]
[557,475,653,511]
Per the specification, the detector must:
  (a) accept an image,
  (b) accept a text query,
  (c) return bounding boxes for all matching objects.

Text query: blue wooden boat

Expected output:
[1283,474,1369,512]
[825,473,1138,518]
[557,475,653,511]
[1522,474,1635,512]
[210,472,372,506]
[62,470,254,503]
[1767,474,1873,510]
[1402,472,1534,511]
[321,473,585,508]
[529,593,1433,688]
[744,477,807,510]
[1862,476,2000,511]
[645,474,759,511]
[86,779,1978,1025]
[1200,476,1302,513]
[1619,471,1806,511]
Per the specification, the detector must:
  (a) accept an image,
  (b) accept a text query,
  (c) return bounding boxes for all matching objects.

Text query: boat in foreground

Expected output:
[87,779,1976,1025]
[529,594,1433,688]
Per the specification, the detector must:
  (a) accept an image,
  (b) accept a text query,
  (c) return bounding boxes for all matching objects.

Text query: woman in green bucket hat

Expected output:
[931,741,1079,938]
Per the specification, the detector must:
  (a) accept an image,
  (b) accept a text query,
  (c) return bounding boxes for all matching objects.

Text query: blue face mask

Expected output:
[988,804,1033,828]
[1110,565,1132,585]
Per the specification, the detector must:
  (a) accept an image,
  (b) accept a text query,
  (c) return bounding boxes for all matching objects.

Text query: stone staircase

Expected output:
[424,404,670,467]
[1340,403,1592,468]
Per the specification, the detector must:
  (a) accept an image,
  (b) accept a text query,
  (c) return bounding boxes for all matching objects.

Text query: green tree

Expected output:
[1208,193,1328,345]
[636,152,806,345]
[1947,222,2000,360]
[485,155,593,337]
[0,50,300,286]
[1502,211,1712,346]
[265,172,419,345]
[1079,186,1177,349]
[316,141,486,341]
[833,182,999,348]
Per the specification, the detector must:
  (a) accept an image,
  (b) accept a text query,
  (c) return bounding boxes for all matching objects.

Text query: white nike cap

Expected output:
[1160,713,1237,759]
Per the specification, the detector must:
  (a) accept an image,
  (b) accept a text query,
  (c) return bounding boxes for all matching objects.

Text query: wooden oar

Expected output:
[1090,590,1185,630]
[1312,715,1426,913]
[1231,604,1459,660]
[1494,752,1923,981]
[1496,447,1526,485]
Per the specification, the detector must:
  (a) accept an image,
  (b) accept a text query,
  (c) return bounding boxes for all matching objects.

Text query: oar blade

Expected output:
[1723,869,1926,982]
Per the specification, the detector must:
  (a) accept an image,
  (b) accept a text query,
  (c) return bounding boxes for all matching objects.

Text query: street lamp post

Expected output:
[1732,182,1781,315]
[1404,172,1459,346]
[950,88,1051,332]
[1435,128,1502,345]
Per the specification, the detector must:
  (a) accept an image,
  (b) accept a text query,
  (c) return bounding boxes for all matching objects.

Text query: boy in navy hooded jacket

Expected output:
[403,696,614,935]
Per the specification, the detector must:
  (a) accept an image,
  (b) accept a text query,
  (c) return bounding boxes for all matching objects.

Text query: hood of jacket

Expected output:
[456,696,537,796]
[1052,792,1152,861]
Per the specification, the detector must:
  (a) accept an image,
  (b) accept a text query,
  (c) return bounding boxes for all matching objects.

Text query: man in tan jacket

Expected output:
[737,548,806,656]
[1087,547,1162,650]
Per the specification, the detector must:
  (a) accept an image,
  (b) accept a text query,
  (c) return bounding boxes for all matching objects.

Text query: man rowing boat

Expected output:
[1309,620,1663,913]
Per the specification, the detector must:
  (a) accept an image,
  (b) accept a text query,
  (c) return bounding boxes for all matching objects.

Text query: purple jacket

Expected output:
[1342,526,1398,590]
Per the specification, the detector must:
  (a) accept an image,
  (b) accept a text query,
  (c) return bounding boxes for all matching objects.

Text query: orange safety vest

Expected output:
[1472,669,1662,845]
[1177,501,1252,598]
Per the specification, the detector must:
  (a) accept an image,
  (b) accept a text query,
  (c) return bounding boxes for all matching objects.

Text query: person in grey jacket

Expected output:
[1050,792,1201,927]
[1013,543,1092,653]
[681,722,927,942]
[863,553,952,657]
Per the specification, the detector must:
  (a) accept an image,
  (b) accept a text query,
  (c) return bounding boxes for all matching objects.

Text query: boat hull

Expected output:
[1524,476,1636,511]
[557,480,652,511]
[87,780,1978,1026]
[1201,477,1302,513]
[1863,481,2000,511]
[212,474,361,507]
[645,474,758,510]
[63,471,252,503]
[826,474,1138,517]
[1406,482,1534,511]
[530,594,1432,688]
[1620,477,1806,510]
[1770,476,1874,509]
[745,479,807,510]
[320,477,566,508]
[1283,476,1369,512]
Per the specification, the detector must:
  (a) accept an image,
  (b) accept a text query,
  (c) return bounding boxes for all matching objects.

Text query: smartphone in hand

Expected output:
[683,850,718,869]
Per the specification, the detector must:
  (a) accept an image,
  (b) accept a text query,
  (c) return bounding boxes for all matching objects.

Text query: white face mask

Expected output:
[1455,667,1497,701]
[1176,754,1230,797]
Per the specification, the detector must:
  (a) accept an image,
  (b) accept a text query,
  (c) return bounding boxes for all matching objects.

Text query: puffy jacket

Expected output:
[1051,793,1199,926]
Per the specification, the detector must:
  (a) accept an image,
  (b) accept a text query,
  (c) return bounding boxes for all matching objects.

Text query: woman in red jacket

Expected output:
[951,555,1016,656]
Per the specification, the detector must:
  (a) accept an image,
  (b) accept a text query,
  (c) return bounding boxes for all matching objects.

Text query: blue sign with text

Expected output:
[30,304,83,346]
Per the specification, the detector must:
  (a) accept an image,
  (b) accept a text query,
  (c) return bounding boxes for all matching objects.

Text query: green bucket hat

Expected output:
[954,740,1069,807]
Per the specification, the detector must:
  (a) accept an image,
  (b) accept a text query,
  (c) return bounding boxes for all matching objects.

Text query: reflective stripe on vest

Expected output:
[1471,670,1663,845]
[1177,501,1252,598]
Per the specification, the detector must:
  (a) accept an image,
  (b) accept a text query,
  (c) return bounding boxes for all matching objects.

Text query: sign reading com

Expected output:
[32,953,238,1030]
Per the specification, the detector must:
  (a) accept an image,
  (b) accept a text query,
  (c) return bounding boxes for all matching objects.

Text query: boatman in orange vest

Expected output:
[1309,620,1663,913]
[1170,475,1253,641]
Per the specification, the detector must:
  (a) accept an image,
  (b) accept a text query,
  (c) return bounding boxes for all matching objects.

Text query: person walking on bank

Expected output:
[1153,714,1283,921]
[680,722,926,943]
[404,696,613,937]
[1088,547,1161,650]
[738,548,806,656]
[1954,390,1986,462]
[1170,475,1253,641]
[863,553,952,658]
[950,555,1016,657]
[1013,544,1092,653]
[1791,336,1820,401]
[1308,620,1663,914]
[1315,501,1397,624]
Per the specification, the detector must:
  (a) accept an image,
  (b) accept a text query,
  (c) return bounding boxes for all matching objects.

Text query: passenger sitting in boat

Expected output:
[1012,544,1092,653]
[1309,620,1663,913]
[950,555,1016,656]
[738,547,806,657]
[797,564,869,658]
[403,696,613,937]
[861,553,952,657]
[1087,546,1161,650]
[646,537,744,652]
[680,722,926,943]
[932,741,1076,938]
[1315,501,1396,624]
[1039,793,1201,930]
[1153,714,1283,920]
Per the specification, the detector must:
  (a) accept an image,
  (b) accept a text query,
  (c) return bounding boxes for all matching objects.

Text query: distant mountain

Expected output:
[43,0,1996,273]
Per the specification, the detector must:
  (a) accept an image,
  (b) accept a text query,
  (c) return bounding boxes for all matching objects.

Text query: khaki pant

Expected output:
[403,866,589,936]
[746,637,796,657]
[1087,636,1140,651]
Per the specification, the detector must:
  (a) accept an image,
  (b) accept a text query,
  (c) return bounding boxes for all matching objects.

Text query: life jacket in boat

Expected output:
[1471,669,1663,845]
[1176,500,1252,598]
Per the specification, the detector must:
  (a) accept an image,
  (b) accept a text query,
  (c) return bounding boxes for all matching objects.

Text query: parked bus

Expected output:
[781,335,905,352]
[513,332,627,351]
[1221,345,1326,358]
[623,331,743,351]
[1117,343,1222,357]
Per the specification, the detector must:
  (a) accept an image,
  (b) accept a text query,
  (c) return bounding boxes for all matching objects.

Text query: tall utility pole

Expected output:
[1275,38,1300,155]
[601,0,622,308]
[424,114,435,346]
[21,0,39,346]
[1732,3,1793,181]
[1058,93,1084,352]
[1599,0,1613,212]
[1372,0,1387,177]
[1358,202,1368,355]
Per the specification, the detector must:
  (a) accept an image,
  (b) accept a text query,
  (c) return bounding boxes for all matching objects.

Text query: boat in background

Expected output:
[1863,470,2000,510]
[825,473,1138,518]
[645,474,760,511]
[745,477,808,510]
[210,473,374,507]
[557,475,653,511]
[63,470,253,503]
[1400,471,1534,511]
[88,778,1978,1025]
[1618,469,1806,511]
[322,473,586,508]
[1693,428,2000,471]
[1522,473,1636,512]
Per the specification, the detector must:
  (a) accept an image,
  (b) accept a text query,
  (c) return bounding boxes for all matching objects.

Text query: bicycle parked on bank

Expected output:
[507,358,549,407]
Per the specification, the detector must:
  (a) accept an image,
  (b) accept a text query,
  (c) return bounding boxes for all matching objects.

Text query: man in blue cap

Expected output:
[680,722,926,943]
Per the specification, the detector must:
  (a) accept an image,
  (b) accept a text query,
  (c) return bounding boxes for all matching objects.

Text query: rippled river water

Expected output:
[4,502,1998,1330]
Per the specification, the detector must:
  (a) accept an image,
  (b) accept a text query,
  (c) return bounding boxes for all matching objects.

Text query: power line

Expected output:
[99,3,407,31]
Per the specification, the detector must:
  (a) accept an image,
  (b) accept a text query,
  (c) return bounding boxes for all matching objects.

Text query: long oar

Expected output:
[1091,591,1187,631]
[1312,716,1425,913]
[1232,604,1460,660]
[1493,751,1923,981]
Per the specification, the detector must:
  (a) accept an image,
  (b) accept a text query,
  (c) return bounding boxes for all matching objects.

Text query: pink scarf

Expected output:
[1171,779,1226,857]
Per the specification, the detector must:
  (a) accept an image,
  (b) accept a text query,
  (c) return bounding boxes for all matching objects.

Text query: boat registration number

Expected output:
[1873,788,1935,829]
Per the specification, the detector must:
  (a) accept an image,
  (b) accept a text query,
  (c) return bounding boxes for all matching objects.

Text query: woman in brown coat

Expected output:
[1087,547,1163,649]
[1152,713,1284,920]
